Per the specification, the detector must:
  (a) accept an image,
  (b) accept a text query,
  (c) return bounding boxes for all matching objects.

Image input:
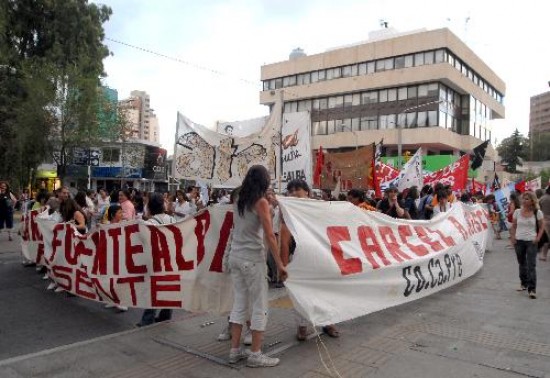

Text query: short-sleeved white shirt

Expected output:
[513,209,543,241]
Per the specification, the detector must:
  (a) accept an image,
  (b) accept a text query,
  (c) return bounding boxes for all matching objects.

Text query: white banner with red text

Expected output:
[277,197,491,326]
[34,206,235,313]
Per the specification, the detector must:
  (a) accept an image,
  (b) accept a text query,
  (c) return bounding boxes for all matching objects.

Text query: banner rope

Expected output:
[312,321,343,378]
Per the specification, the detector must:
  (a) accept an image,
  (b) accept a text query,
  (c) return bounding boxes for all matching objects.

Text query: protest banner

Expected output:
[36,206,234,313]
[277,197,490,326]
[281,112,312,185]
[423,155,469,190]
[20,210,46,265]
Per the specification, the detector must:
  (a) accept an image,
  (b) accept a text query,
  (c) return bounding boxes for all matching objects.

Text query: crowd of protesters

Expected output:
[2,174,550,368]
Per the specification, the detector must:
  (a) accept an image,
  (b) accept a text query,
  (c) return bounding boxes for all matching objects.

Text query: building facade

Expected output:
[260,28,505,172]
[530,90,550,135]
[119,90,160,143]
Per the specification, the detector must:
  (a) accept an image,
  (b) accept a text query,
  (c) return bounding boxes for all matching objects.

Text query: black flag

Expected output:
[470,140,489,170]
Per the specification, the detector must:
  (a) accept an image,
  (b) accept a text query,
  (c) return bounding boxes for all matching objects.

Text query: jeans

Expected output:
[515,240,538,292]
[139,309,173,326]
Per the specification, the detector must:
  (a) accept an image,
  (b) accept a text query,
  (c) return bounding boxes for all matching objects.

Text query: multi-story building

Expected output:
[260,27,505,176]
[119,90,160,143]
[530,91,550,136]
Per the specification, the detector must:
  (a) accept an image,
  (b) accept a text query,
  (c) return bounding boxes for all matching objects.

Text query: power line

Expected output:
[105,37,259,87]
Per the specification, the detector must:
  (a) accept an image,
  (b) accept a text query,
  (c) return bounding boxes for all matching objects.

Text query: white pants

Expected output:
[229,256,268,331]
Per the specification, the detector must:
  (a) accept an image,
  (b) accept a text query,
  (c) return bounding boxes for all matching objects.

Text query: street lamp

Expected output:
[396,99,444,168]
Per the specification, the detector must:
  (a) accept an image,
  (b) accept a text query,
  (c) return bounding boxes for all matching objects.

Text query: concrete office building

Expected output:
[530,90,550,135]
[119,90,160,143]
[260,27,505,168]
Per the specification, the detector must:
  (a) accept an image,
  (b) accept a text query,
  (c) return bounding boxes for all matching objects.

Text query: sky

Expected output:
[98,0,550,153]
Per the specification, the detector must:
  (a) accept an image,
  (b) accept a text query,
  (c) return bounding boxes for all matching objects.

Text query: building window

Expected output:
[367,61,375,74]
[298,100,311,112]
[327,120,336,134]
[427,83,439,97]
[274,78,283,89]
[424,51,435,65]
[362,116,378,130]
[379,89,388,102]
[102,148,120,163]
[319,98,328,110]
[311,71,319,83]
[407,86,417,99]
[395,56,405,69]
[352,93,361,106]
[388,88,397,102]
[404,55,414,68]
[398,87,408,101]
[362,91,378,104]
[407,112,417,128]
[414,52,425,66]
[435,49,446,63]
[358,62,367,75]
[376,58,394,72]
[428,110,437,126]
[417,111,428,127]
[418,84,428,97]
[342,65,353,77]
[318,70,326,81]
[298,73,310,85]
[351,117,360,131]
[344,94,353,108]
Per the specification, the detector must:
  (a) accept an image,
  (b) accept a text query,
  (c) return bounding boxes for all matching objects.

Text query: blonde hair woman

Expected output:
[510,191,546,299]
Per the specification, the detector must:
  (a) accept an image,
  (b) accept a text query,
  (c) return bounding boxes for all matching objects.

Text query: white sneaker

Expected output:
[104,303,116,309]
[42,273,49,280]
[228,348,250,364]
[243,328,252,345]
[246,352,280,368]
[54,287,64,293]
[217,324,231,341]
[116,305,128,312]
[46,282,57,290]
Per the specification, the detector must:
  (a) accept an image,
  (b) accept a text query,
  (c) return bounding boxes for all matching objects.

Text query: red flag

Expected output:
[515,180,526,193]
[424,155,470,190]
[313,147,324,188]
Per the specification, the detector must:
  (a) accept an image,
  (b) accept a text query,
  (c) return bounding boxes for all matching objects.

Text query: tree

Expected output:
[496,129,528,173]
[0,0,112,190]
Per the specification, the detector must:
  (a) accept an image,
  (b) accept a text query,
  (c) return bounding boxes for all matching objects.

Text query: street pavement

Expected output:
[1,227,550,377]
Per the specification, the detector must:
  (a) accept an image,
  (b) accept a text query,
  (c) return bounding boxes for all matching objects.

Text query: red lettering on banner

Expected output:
[36,243,45,264]
[165,225,193,271]
[91,277,120,304]
[151,275,182,307]
[474,210,488,230]
[398,225,429,257]
[327,226,362,275]
[21,214,29,241]
[447,216,468,240]
[30,211,42,241]
[210,212,233,272]
[413,226,444,252]
[149,226,174,273]
[108,228,122,275]
[117,276,145,306]
[50,223,64,263]
[91,230,107,275]
[357,225,390,270]
[124,224,146,274]
[379,226,411,262]
[74,240,94,263]
[426,227,456,247]
[52,265,72,290]
[75,269,96,299]
[64,224,76,264]
[194,212,211,265]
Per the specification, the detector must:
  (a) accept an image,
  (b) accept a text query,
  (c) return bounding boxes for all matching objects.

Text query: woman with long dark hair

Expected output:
[227,165,287,368]
[61,198,87,234]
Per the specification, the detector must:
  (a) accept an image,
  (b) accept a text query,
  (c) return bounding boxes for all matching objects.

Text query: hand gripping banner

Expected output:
[277,197,491,326]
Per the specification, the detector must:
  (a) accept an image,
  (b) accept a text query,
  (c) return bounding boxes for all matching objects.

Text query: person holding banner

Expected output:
[136,193,176,327]
[281,179,340,341]
[377,185,410,219]
[510,192,546,299]
[227,165,287,368]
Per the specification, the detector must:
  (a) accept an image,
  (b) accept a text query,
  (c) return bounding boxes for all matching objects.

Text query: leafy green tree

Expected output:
[0,0,112,189]
[496,129,529,173]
